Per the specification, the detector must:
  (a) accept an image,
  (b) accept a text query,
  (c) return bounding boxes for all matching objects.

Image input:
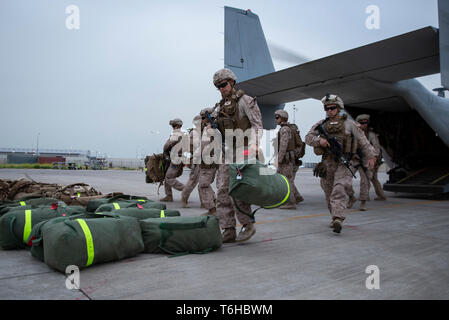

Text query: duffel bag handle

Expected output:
[108,194,149,202]
[158,218,208,231]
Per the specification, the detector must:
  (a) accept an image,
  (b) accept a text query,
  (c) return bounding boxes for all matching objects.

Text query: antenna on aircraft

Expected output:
[433,88,447,98]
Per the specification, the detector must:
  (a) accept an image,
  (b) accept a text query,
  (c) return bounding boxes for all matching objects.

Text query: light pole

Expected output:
[292,105,298,125]
[36,132,40,156]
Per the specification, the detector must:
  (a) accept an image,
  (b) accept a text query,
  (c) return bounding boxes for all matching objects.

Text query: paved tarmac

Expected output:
[1,168,448,300]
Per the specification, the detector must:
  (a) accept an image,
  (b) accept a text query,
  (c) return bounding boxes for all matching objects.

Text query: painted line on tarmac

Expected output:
[246,199,441,227]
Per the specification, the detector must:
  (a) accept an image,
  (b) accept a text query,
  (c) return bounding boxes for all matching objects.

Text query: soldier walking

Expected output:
[347,114,387,210]
[198,108,218,216]
[180,115,202,208]
[305,94,376,233]
[160,119,185,202]
[274,110,301,209]
[212,68,263,243]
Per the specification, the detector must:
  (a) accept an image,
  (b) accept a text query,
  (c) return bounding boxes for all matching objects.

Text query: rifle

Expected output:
[205,110,218,129]
[316,121,356,178]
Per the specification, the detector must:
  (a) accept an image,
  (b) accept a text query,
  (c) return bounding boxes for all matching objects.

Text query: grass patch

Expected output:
[0,163,53,169]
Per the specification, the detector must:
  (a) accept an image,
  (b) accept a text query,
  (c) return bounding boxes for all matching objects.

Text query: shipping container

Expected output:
[38,156,65,164]
[7,154,38,164]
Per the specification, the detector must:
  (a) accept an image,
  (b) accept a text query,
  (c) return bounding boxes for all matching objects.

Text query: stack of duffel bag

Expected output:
[0,197,64,217]
[1,192,223,273]
[0,201,85,250]
[86,194,166,213]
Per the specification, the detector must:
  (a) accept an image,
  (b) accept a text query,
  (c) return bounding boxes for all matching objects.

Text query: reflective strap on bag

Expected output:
[76,219,95,267]
[263,175,290,209]
[23,209,32,244]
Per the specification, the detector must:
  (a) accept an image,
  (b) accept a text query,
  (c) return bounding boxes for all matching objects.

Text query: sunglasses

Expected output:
[216,81,229,89]
[275,116,280,119]
[358,121,369,125]
[324,106,338,111]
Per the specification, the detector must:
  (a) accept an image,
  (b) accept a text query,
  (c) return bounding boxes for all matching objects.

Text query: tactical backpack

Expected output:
[144,153,168,183]
[287,123,306,160]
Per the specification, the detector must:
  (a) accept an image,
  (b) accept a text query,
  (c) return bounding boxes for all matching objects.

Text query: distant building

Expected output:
[0,148,90,165]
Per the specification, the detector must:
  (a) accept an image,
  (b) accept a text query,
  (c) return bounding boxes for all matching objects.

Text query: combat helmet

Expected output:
[274,110,289,120]
[355,114,370,122]
[169,118,183,127]
[321,94,344,109]
[213,68,237,86]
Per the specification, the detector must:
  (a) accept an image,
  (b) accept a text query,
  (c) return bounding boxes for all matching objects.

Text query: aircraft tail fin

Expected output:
[438,0,449,89]
[224,6,282,129]
[224,7,275,82]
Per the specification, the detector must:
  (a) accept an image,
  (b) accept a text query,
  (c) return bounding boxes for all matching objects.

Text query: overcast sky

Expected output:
[0,0,442,162]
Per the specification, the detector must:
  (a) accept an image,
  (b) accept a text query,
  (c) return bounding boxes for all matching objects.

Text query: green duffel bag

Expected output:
[29,213,93,262]
[0,204,86,250]
[0,198,65,217]
[139,216,222,255]
[90,207,180,220]
[43,216,144,273]
[86,194,149,212]
[95,200,166,213]
[228,160,291,218]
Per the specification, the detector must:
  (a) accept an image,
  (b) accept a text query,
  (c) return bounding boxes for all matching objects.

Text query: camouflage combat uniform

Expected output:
[348,126,386,202]
[181,128,200,206]
[276,118,298,208]
[214,91,263,229]
[305,112,376,225]
[197,124,218,212]
[162,126,184,199]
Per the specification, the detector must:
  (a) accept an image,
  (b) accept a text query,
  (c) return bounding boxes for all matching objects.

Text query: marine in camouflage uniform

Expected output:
[212,68,263,243]
[347,114,387,211]
[274,110,299,209]
[197,108,218,216]
[160,118,185,202]
[180,115,202,208]
[305,95,376,233]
